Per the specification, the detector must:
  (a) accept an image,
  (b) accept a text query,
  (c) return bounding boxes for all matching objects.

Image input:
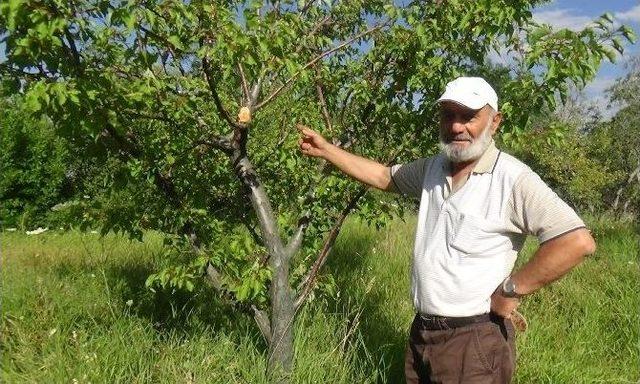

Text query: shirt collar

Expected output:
[472,140,500,174]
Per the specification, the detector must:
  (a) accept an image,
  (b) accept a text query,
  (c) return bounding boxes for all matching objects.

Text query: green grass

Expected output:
[1,216,638,383]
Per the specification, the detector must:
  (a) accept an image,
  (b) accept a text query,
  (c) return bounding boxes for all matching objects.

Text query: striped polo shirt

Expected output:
[390,141,585,317]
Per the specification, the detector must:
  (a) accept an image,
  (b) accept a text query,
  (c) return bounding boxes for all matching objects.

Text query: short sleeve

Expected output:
[390,158,428,199]
[507,171,586,243]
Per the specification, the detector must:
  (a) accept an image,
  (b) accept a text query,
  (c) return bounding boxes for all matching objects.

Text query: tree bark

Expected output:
[232,156,294,380]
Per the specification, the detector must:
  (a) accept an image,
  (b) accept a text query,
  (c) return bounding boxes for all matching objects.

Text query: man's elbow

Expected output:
[576,228,597,256]
[378,166,396,192]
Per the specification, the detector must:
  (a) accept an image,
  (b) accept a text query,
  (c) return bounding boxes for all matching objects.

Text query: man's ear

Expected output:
[491,111,503,134]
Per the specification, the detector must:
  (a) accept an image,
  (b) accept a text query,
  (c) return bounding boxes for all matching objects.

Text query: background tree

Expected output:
[590,56,640,216]
[1,0,635,380]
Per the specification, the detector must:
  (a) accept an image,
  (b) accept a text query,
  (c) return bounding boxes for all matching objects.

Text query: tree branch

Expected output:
[284,215,310,259]
[63,29,83,76]
[249,78,262,108]
[202,56,244,129]
[195,116,233,153]
[293,142,406,309]
[316,78,333,132]
[102,115,275,340]
[299,0,317,14]
[294,186,368,309]
[254,23,386,111]
[237,62,250,105]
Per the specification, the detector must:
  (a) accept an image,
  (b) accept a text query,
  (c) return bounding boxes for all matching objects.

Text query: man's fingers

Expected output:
[510,310,528,332]
[296,123,315,137]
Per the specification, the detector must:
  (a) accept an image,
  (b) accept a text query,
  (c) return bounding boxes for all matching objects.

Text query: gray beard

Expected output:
[439,122,493,163]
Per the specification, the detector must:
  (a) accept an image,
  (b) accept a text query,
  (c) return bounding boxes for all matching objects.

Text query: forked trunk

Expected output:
[234,156,295,381]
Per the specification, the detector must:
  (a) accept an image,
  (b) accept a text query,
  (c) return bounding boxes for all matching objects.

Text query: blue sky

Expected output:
[531,0,640,113]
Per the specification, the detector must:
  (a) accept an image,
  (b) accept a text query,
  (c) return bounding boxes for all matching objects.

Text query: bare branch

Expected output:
[299,0,317,14]
[293,142,406,309]
[237,62,250,104]
[195,116,234,152]
[316,77,333,132]
[63,29,83,75]
[205,262,225,291]
[202,56,244,129]
[284,215,310,259]
[249,78,262,107]
[252,304,272,343]
[254,23,386,111]
[294,186,368,308]
[301,15,332,44]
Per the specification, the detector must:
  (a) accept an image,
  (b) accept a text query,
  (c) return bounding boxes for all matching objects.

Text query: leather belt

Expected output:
[417,313,493,330]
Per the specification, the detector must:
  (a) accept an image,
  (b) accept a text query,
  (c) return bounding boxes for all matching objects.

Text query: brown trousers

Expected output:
[405,314,516,384]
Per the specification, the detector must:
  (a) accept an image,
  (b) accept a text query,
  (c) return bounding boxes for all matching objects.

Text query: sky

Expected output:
[530,0,640,115]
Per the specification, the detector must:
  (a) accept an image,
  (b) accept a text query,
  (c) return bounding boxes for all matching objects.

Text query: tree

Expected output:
[1,0,634,380]
[590,55,640,216]
[0,94,70,228]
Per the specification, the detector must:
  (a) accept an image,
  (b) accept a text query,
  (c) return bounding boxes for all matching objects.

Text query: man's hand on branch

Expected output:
[296,123,393,191]
[297,124,330,158]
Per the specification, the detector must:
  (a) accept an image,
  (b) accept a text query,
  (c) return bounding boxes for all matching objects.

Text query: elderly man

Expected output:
[297,76,596,383]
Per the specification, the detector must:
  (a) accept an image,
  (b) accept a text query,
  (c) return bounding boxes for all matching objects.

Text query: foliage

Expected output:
[502,120,625,213]
[502,54,639,216]
[1,0,635,375]
[0,95,70,228]
[589,56,640,216]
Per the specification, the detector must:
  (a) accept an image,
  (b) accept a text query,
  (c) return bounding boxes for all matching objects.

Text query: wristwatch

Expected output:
[501,276,523,298]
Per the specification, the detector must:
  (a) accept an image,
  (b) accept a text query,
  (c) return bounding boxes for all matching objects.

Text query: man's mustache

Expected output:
[442,134,473,143]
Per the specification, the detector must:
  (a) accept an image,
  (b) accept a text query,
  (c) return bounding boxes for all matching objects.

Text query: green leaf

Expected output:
[145,274,157,288]
[611,37,624,55]
[603,47,617,63]
[167,35,184,50]
[620,25,637,44]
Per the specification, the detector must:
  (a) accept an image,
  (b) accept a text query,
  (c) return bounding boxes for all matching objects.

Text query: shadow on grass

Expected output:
[50,251,265,349]
[326,226,409,384]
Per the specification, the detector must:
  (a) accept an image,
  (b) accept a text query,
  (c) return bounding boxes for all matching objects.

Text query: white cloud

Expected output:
[533,9,592,31]
[616,4,640,23]
[584,76,616,95]
[577,76,619,120]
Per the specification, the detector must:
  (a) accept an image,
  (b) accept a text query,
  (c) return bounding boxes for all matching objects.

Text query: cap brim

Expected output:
[436,97,486,110]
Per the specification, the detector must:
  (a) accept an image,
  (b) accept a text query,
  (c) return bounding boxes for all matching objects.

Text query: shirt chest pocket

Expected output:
[450,213,513,256]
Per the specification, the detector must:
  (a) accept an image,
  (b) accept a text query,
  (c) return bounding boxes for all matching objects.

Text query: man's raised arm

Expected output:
[297,124,395,192]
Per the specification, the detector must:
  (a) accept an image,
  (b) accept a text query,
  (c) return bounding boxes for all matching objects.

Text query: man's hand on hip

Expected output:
[490,287,521,319]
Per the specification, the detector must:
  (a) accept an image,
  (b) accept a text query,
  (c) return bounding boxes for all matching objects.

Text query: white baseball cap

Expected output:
[436,77,498,111]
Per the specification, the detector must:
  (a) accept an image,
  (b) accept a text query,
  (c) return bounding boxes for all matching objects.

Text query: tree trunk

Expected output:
[267,250,294,380]
[233,156,294,381]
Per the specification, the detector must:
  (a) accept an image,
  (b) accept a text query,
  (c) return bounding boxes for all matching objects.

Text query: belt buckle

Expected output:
[419,314,450,330]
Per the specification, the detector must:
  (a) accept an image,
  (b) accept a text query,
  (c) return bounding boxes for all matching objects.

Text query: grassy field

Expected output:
[1,215,639,383]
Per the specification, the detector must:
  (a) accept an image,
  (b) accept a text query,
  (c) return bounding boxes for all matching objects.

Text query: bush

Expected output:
[0,96,71,228]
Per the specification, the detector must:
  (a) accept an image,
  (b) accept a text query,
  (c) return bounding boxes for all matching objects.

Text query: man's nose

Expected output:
[449,119,467,134]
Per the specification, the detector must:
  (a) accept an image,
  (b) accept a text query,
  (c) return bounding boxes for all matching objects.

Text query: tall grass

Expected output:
[1,215,638,383]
